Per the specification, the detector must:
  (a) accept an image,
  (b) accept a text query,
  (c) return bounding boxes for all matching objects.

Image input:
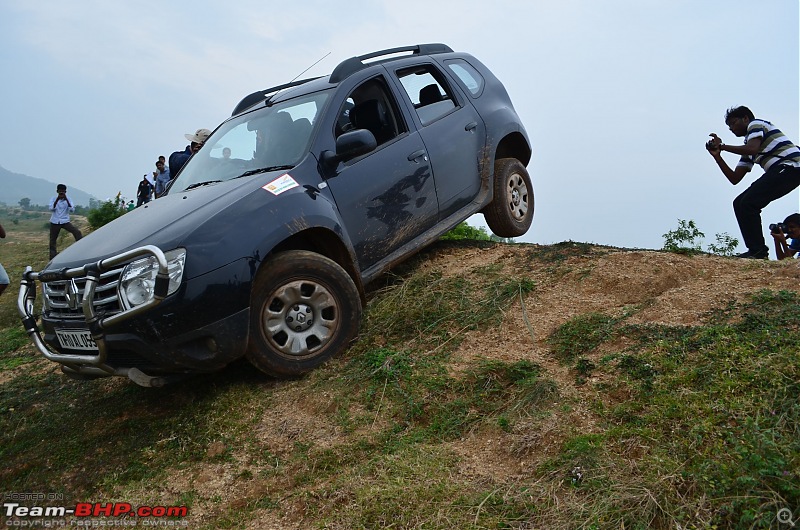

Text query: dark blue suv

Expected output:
[19,44,533,386]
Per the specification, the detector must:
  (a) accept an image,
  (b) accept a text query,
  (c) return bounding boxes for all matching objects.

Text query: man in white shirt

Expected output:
[153,160,172,198]
[0,222,8,296]
[48,183,83,260]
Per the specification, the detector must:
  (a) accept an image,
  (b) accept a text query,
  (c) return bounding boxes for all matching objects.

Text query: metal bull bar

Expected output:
[17,245,170,381]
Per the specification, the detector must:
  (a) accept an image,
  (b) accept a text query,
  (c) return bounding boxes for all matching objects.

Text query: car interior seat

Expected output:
[419,84,444,106]
[256,111,294,165]
[286,118,312,160]
[349,99,392,145]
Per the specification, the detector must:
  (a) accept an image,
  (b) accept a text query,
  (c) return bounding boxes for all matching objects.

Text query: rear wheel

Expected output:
[483,158,533,238]
[246,251,361,376]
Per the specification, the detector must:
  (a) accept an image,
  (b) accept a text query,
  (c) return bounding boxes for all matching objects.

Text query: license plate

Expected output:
[55,329,98,351]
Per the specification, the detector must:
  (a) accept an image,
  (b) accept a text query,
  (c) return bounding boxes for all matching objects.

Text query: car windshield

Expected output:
[171,91,329,191]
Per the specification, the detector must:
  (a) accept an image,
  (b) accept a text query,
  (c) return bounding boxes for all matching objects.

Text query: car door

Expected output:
[322,75,439,272]
[391,63,486,220]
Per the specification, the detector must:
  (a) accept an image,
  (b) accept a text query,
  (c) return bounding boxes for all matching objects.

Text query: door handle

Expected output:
[407,150,428,163]
[465,122,478,132]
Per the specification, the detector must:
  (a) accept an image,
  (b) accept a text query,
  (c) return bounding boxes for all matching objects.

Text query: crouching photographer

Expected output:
[770,213,800,260]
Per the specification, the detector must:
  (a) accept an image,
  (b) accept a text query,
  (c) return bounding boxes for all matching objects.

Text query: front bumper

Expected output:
[18,245,248,387]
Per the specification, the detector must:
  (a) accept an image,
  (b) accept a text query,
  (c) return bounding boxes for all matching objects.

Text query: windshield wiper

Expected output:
[235,165,295,179]
[183,166,295,190]
[184,180,222,190]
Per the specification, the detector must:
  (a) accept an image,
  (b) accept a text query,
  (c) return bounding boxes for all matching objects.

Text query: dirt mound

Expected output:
[423,242,800,376]
[412,243,800,483]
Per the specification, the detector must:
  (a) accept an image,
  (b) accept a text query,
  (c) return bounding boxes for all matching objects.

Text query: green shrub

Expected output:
[441,221,515,243]
[440,222,493,241]
[662,219,739,256]
[662,219,705,254]
[87,192,127,230]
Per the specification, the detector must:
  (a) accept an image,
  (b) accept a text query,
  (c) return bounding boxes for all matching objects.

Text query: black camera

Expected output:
[769,223,787,234]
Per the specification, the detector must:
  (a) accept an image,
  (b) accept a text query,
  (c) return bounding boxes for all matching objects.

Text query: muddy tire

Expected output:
[483,158,533,238]
[246,251,361,377]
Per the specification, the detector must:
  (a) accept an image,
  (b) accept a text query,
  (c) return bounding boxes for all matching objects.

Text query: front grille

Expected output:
[43,269,123,319]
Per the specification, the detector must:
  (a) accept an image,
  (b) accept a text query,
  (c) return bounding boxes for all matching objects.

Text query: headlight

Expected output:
[119,248,186,309]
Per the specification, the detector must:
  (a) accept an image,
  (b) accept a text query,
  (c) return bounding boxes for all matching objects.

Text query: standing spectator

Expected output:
[0,222,8,297]
[706,106,800,259]
[153,160,171,198]
[158,155,169,178]
[136,174,153,206]
[169,128,211,180]
[48,183,82,260]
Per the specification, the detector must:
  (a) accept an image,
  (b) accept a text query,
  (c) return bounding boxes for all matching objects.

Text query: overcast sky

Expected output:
[1,0,798,251]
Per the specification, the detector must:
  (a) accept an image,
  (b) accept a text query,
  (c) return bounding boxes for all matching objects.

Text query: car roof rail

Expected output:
[231,76,322,116]
[329,43,453,84]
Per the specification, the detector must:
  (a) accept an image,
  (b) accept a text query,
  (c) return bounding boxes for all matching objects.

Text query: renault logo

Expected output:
[65,280,82,310]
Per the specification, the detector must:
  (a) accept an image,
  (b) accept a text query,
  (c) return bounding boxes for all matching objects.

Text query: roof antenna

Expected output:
[262,52,331,107]
[232,52,332,115]
[290,51,331,83]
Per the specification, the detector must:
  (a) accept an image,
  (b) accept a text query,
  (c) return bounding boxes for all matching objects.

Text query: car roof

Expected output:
[232,43,454,116]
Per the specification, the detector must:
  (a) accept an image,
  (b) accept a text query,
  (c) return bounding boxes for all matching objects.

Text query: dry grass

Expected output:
[1,222,798,528]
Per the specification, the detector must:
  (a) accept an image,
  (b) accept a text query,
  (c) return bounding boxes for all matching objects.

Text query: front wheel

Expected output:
[246,251,362,377]
[483,158,534,238]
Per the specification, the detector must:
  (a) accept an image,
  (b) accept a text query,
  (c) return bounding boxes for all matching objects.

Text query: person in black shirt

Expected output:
[136,175,153,206]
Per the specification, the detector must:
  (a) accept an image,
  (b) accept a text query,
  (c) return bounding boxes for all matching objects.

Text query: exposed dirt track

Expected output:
[402,243,800,484]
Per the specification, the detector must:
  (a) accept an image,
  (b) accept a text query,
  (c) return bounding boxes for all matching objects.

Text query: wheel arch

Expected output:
[264,227,366,304]
[494,131,532,167]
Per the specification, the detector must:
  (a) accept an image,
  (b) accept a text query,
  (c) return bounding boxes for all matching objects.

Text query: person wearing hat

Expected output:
[168,128,211,183]
[48,184,83,260]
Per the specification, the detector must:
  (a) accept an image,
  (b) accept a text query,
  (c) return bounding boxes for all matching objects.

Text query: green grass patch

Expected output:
[598,290,800,527]
[548,312,622,360]
[0,327,32,370]
[0,364,271,498]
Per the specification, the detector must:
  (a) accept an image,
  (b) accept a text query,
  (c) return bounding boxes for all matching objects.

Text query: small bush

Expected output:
[441,221,514,243]
[662,219,739,256]
[706,232,739,256]
[87,193,127,230]
[662,219,705,254]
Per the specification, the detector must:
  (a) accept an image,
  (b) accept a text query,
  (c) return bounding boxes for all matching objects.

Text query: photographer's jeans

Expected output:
[733,164,800,254]
[49,222,83,260]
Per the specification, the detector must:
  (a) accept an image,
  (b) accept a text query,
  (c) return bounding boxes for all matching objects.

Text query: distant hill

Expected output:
[0,165,94,207]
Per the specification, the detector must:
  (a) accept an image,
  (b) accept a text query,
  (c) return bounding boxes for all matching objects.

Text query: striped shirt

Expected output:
[736,119,800,172]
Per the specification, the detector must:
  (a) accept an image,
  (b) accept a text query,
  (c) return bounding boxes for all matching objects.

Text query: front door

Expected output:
[323,76,439,271]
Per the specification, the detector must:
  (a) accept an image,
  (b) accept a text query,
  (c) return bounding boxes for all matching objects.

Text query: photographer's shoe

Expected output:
[736,248,769,259]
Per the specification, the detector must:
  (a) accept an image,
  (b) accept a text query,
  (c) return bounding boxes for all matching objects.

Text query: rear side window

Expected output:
[445,59,484,97]
[395,65,457,125]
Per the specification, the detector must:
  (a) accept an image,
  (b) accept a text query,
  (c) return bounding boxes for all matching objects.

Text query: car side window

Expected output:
[445,59,485,97]
[395,65,457,126]
[335,77,406,147]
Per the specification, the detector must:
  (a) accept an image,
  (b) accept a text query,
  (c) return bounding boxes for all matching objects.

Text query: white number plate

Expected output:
[55,329,98,351]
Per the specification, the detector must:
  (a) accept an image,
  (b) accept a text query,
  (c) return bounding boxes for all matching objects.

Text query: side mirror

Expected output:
[337,129,377,159]
[320,129,378,175]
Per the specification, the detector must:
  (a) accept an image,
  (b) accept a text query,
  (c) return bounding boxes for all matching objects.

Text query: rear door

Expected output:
[390,63,486,219]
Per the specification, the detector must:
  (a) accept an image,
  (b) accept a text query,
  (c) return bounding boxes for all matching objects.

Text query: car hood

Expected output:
[49,171,294,271]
